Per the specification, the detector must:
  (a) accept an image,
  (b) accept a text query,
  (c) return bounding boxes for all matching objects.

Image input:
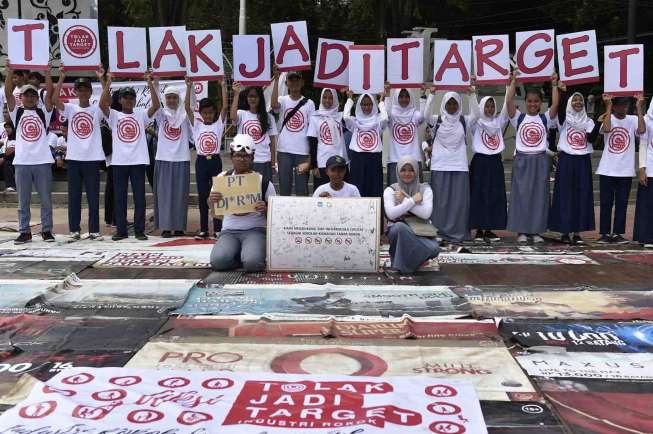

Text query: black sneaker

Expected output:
[612,234,629,244]
[484,231,500,242]
[112,233,128,241]
[473,230,484,241]
[161,231,172,238]
[14,232,32,244]
[561,234,572,244]
[572,234,585,245]
[41,232,55,242]
[135,232,149,241]
[194,231,209,240]
[173,230,185,237]
[597,234,612,244]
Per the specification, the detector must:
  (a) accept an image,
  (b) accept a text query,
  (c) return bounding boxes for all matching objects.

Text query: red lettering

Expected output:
[474,38,508,77]
[239,37,266,79]
[188,34,220,74]
[516,32,553,74]
[434,43,469,82]
[159,351,183,363]
[391,41,420,80]
[362,53,372,90]
[561,35,592,77]
[183,352,206,364]
[608,47,640,88]
[317,42,348,81]
[153,29,186,69]
[115,31,140,70]
[12,23,45,61]
[275,25,309,65]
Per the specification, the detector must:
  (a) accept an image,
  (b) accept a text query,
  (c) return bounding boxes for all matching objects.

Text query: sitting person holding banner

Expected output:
[384,156,440,274]
[209,134,276,272]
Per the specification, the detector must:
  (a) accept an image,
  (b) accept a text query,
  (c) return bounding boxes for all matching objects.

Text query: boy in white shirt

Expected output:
[313,155,360,198]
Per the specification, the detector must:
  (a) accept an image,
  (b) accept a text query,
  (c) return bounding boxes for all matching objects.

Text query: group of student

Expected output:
[2,62,653,274]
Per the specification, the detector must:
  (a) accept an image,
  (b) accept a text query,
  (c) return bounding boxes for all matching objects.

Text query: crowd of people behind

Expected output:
[1,62,653,274]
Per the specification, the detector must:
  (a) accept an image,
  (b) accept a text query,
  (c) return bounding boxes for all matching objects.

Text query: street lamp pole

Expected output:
[239,0,246,34]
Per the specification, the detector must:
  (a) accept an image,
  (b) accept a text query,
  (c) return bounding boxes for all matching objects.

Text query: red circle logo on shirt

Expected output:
[116,116,140,143]
[319,121,333,145]
[357,130,379,151]
[197,131,218,154]
[20,115,43,142]
[481,130,500,150]
[519,122,545,147]
[242,120,263,144]
[607,127,630,154]
[71,112,94,139]
[63,25,98,59]
[283,109,305,132]
[566,128,587,150]
[163,120,181,141]
[392,122,415,145]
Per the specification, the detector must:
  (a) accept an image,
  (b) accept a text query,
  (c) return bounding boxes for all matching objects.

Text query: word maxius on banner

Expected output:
[0,367,488,433]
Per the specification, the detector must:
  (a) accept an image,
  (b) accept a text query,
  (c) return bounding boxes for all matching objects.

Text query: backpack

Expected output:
[15,107,47,130]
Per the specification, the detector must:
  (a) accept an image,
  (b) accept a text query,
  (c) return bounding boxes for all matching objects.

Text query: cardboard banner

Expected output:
[0,367,487,433]
[387,38,423,88]
[211,173,262,216]
[433,40,472,90]
[172,284,470,317]
[348,45,385,94]
[7,19,49,70]
[472,34,510,85]
[313,38,352,89]
[604,44,644,96]
[556,30,599,85]
[271,21,311,71]
[149,26,188,77]
[233,35,271,86]
[515,29,555,82]
[186,30,225,82]
[517,352,653,380]
[0,260,94,281]
[107,26,148,78]
[57,19,101,71]
[0,280,61,314]
[431,253,597,265]
[267,197,381,272]
[94,248,212,268]
[126,339,536,401]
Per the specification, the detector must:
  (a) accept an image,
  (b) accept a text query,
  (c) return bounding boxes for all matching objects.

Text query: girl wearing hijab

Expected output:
[505,71,560,244]
[468,82,510,242]
[153,85,191,237]
[386,87,427,185]
[307,88,347,191]
[424,88,476,243]
[343,89,388,198]
[384,156,440,273]
[634,98,653,248]
[549,85,601,244]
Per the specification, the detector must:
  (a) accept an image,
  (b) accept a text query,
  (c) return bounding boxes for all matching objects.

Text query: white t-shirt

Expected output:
[275,95,315,155]
[596,114,639,177]
[470,112,509,155]
[192,116,225,157]
[344,101,388,154]
[47,133,63,150]
[221,173,276,230]
[236,110,278,163]
[388,111,424,163]
[307,115,348,168]
[509,110,555,154]
[312,182,361,198]
[0,122,8,142]
[556,118,596,155]
[105,108,152,166]
[155,111,191,162]
[9,106,54,165]
[641,120,653,177]
[62,104,105,161]
[429,114,471,172]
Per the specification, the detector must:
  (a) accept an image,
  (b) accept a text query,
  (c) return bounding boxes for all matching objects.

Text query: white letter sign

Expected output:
[58,19,100,71]
[7,19,49,70]
[271,21,311,71]
[313,38,351,89]
[556,30,599,85]
[433,40,471,90]
[233,35,271,86]
[348,45,385,94]
[515,29,555,82]
[149,26,188,78]
[472,34,509,85]
[107,27,147,78]
[186,30,224,82]
[604,44,644,96]
[387,38,423,88]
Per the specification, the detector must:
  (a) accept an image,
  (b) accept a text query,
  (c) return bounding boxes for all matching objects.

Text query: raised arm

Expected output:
[556,82,568,126]
[146,71,160,118]
[52,65,66,112]
[506,70,517,119]
[636,93,646,135]
[270,66,280,111]
[378,91,389,128]
[4,62,14,112]
[230,81,242,125]
[220,77,228,121]
[184,76,195,127]
[97,66,111,118]
[547,72,560,120]
[601,94,613,133]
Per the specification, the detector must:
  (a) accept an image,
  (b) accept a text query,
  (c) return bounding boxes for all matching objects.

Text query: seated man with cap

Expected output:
[209,134,276,272]
[312,155,360,198]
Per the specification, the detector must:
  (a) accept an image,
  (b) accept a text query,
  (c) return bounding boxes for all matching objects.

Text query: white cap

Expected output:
[230,134,255,154]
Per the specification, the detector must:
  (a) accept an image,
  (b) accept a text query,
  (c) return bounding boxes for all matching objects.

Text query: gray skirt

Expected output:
[154,160,190,231]
[430,171,470,242]
[387,222,440,274]
[507,152,550,234]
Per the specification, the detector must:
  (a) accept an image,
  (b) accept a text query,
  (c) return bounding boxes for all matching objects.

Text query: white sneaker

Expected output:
[532,234,544,244]
[5,187,15,192]
[517,234,528,243]
[89,233,104,241]
[69,231,81,240]
[644,243,653,249]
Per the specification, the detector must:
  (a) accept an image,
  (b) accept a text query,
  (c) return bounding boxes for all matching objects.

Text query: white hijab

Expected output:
[161,86,186,129]
[355,93,379,130]
[312,88,343,145]
[646,97,653,123]
[391,88,416,123]
[436,92,465,149]
[476,96,502,136]
[565,92,589,131]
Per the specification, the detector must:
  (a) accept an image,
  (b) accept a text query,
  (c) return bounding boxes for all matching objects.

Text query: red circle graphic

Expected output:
[481,130,500,150]
[63,25,97,59]
[71,112,94,139]
[357,130,379,151]
[519,122,545,147]
[242,120,264,144]
[197,131,218,154]
[117,116,140,143]
[270,347,388,376]
[283,108,305,132]
[392,122,416,145]
[566,128,587,150]
[163,120,181,141]
[20,115,43,142]
[607,127,630,154]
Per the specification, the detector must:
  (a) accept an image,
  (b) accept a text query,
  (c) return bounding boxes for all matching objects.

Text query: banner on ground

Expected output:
[517,352,653,380]
[0,367,488,433]
[0,280,61,313]
[211,173,262,216]
[267,197,381,272]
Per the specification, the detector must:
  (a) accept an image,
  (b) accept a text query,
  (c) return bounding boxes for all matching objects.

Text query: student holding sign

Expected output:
[505,71,560,244]
[4,62,55,244]
[209,134,276,272]
[635,99,653,248]
[596,94,646,244]
[98,69,160,241]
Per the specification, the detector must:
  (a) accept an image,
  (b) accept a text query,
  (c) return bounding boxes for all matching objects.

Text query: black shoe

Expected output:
[194,231,209,240]
[561,234,572,244]
[112,233,128,241]
[612,234,629,244]
[14,232,32,244]
[41,232,55,242]
[473,230,484,241]
[135,232,149,241]
[173,230,185,237]
[572,234,585,245]
[484,231,500,242]
[597,234,612,244]
[161,231,172,238]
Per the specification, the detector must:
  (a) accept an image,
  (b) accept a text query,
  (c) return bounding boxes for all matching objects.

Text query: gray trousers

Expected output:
[210,228,266,272]
[15,164,53,234]
[277,151,309,196]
